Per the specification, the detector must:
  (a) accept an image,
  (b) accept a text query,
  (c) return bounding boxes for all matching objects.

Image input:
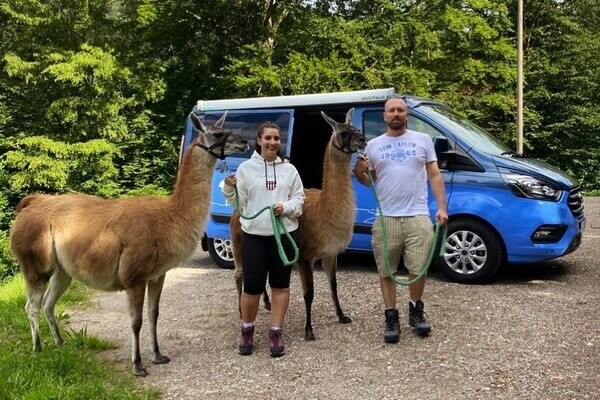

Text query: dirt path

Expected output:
[68,199,600,400]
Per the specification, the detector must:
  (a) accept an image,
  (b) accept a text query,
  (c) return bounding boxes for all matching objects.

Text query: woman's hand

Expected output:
[224,174,237,187]
[273,203,284,216]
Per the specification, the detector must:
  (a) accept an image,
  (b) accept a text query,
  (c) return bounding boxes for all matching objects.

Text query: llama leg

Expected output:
[231,213,245,316]
[298,260,316,341]
[24,278,46,351]
[42,267,72,346]
[322,255,351,324]
[147,274,170,365]
[126,284,147,376]
[234,266,243,317]
[262,285,271,311]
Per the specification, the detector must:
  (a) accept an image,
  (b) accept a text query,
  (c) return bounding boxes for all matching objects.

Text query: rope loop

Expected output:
[366,170,447,286]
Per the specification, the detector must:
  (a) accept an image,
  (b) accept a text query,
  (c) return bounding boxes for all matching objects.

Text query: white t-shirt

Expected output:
[365,129,437,217]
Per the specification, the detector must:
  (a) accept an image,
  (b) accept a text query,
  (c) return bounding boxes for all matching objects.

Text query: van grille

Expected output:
[567,187,584,219]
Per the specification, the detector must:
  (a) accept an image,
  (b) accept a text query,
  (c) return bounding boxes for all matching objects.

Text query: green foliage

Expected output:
[0,230,18,283]
[3,136,119,197]
[524,0,600,191]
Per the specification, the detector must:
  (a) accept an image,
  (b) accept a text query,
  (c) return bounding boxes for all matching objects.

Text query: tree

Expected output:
[524,0,600,190]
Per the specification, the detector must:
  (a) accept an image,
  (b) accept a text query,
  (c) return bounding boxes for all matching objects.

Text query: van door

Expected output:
[348,107,453,252]
[199,109,295,268]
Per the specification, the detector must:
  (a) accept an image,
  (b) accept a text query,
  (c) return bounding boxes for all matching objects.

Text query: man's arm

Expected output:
[426,161,449,225]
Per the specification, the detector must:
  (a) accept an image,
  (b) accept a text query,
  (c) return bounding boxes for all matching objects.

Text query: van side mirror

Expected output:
[433,137,484,172]
[433,137,450,169]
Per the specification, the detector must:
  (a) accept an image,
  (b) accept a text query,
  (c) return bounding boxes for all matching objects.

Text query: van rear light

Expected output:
[531,225,567,243]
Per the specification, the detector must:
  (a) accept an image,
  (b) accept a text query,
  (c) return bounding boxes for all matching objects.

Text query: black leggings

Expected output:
[241,231,297,295]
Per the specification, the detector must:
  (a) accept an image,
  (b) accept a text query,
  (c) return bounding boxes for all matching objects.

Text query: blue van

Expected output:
[181,88,586,283]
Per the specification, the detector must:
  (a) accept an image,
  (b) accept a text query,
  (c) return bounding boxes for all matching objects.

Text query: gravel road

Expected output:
[69,198,600,400]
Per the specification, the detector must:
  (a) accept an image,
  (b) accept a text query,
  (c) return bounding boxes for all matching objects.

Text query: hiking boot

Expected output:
[238,325,255,355]
[383,309,400,344]
[268,328,285,357]
[409,300,431,337]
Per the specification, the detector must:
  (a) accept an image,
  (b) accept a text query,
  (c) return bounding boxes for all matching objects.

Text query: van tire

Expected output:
[207,238,235,269]
[435,219,502,284]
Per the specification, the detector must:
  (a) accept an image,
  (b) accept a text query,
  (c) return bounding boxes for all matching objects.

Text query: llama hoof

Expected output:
[339,315,352,324]
[152,354,171,364]
[305,330,316,341]
[133,364,148,377]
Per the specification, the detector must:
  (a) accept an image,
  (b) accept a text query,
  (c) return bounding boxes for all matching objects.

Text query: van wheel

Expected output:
[435,219,502,284]
[207,238,235,269]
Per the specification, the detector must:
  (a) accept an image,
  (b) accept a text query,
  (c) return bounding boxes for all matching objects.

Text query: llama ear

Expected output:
[345,108,355,125]
[189,112,208,133]
[214,111,228,128]
[321,111,340,131]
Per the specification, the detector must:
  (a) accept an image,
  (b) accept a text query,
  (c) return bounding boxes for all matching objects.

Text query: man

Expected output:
[354,96,448,343]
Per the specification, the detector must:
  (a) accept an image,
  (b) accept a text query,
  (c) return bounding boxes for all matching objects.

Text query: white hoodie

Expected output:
[221,151,305,236]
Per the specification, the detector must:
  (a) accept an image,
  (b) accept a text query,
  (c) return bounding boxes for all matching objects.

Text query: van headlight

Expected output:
[499,169,562,201]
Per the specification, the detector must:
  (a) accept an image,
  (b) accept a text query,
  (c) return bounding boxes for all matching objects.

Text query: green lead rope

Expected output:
[366,170,447,286]
[233,186,299,266]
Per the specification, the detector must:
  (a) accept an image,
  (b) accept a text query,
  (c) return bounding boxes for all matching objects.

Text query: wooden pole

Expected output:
[517,0,524,154]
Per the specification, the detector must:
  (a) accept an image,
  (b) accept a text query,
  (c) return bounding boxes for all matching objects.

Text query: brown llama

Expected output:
[9,112,248,376]
[231,108,366,340]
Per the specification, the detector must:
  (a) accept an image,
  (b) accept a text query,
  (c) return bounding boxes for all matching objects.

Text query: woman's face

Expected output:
[257,127,281,161]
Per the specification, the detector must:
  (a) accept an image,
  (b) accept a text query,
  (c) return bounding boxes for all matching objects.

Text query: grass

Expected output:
[0,275,160,400]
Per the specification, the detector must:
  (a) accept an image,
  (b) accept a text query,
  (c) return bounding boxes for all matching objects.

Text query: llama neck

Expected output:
[320,140,354,202]
[170,146,217,221]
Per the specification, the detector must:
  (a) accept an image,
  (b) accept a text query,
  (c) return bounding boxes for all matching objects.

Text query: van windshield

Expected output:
[417,104,513,156]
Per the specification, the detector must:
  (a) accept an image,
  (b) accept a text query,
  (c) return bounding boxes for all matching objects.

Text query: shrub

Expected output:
[0,230,19,282]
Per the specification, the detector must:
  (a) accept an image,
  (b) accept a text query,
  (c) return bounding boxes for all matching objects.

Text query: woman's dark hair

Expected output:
[255,121,287,160]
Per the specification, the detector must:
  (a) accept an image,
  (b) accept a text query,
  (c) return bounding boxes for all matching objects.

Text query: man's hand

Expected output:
[354,155,370,176]
[436,209,449,226]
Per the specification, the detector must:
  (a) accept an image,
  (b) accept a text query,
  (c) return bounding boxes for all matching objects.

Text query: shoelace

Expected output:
[269,330,283,348]
[241,328,254,345]
[385,313,399,330]
[412,309,428,323]
[386,319,397,331]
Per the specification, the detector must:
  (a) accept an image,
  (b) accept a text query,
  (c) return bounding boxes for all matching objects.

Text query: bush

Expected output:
[0,230,19,282]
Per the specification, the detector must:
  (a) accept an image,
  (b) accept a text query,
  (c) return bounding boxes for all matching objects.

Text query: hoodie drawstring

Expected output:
[264,160,277,190]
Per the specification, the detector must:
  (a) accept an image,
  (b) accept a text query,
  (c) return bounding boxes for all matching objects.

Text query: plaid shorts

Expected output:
[371,215,434,277]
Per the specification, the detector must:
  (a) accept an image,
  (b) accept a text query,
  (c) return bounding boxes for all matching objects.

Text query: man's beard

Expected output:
[387,119,405,130]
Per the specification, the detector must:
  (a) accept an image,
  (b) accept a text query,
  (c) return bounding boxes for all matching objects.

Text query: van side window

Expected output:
[363,110,443,140]
[202,112,291,158]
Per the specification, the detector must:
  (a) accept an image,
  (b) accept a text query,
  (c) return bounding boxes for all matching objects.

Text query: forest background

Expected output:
[1,0,599,280]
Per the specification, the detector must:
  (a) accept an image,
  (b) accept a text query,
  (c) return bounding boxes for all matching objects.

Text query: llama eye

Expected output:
[213,133,224,139]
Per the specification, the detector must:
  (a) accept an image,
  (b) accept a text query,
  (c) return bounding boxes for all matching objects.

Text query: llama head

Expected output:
[189,111,249,159]
[321,108,366,154]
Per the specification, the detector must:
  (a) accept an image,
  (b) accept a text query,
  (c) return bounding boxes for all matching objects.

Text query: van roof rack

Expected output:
[196,88,396,111]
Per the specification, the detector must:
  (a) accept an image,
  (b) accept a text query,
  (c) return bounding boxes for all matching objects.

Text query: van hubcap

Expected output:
[213,238,234,262]
[443,230,487,275]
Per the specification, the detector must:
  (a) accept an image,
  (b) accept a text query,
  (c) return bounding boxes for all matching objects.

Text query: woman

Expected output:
[222,121,304,357]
